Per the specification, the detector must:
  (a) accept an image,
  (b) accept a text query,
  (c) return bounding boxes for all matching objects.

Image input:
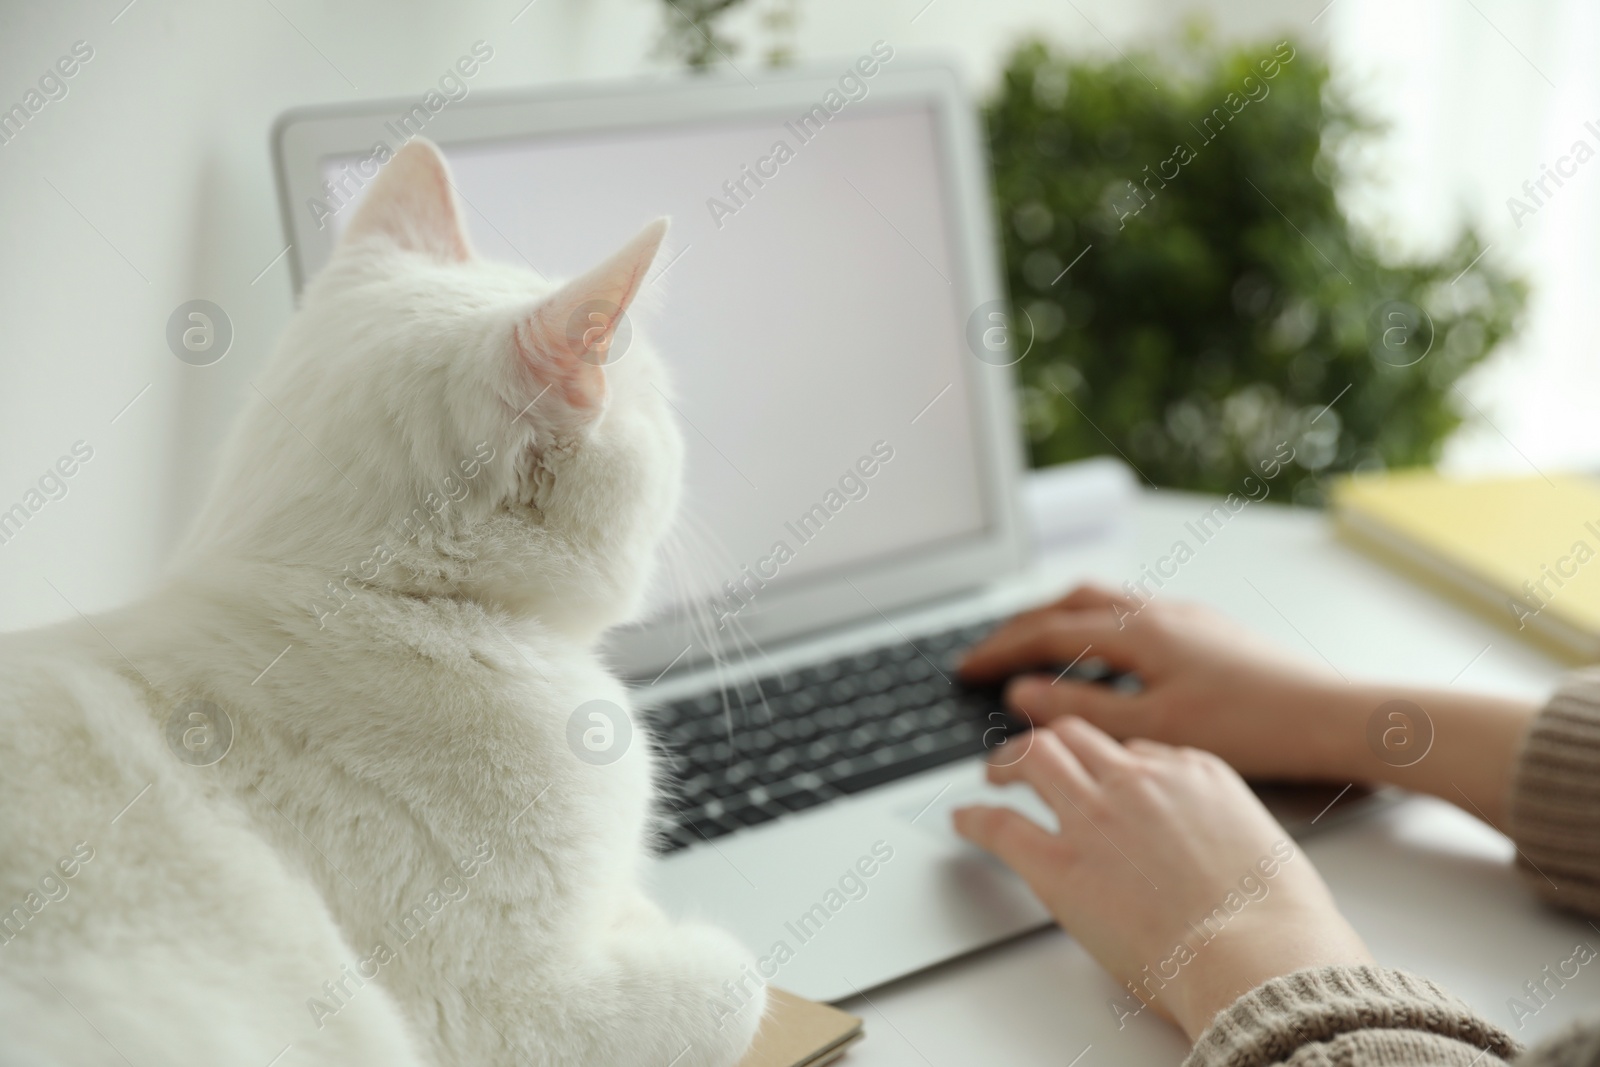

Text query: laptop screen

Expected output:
[320,102,989,629]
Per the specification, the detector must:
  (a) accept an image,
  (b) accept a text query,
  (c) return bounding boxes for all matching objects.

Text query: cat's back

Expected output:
[0,621,428,1067]
[0,623,161,862]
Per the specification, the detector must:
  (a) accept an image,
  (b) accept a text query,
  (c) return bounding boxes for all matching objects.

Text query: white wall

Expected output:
[1324,0,1600,477]
[0,0,1508,632]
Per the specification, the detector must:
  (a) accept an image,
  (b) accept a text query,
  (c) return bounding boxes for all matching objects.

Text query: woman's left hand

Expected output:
[953,716,1372,1040]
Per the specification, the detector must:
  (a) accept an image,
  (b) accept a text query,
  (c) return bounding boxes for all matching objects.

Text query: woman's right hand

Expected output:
[959,584,1355,781]
[953,716,1372,1041]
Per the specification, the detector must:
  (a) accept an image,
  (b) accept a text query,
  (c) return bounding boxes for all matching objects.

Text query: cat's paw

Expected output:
[667,920,769,1067]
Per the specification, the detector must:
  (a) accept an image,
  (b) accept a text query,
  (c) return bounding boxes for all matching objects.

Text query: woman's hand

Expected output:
[958,584,1540,828]
[960,584,1352,780]
[953,716,1372,1040]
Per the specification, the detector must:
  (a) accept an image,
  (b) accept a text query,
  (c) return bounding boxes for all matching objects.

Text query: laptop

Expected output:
[273,59,1371,1002]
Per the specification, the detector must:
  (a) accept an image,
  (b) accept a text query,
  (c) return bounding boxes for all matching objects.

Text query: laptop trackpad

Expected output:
[894,779,1060,842]
[648,763,1055,1003]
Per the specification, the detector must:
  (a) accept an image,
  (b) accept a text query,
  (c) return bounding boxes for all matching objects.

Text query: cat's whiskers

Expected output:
[656,511,790,743]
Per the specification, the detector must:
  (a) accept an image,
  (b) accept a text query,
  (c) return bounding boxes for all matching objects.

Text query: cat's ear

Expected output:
[513,218,668,409]
[340,139,471,262]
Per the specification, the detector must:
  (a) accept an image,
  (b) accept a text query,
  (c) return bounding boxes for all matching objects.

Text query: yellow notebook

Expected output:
[1330,470,1600,659]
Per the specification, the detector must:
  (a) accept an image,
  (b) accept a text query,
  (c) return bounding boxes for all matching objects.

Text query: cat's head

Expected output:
[188,139,683,640]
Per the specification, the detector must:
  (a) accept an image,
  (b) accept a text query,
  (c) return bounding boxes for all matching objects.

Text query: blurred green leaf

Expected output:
[988,34,1526,504]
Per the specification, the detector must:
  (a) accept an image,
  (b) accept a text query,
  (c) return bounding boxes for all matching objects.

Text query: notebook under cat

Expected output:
[274,58,1372,1004]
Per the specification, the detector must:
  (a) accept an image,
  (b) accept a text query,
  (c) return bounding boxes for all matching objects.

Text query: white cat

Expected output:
[0,139,764,1067]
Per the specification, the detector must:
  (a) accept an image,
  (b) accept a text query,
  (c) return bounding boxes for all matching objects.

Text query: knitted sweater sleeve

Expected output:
[1505,669,1600,914]
[1184,675,1600,1067]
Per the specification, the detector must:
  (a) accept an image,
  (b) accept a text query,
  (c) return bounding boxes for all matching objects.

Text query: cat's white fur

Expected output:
[0,140,764,1066]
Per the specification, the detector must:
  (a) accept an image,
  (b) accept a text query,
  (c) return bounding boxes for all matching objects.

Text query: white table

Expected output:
[833,490,1595,1065]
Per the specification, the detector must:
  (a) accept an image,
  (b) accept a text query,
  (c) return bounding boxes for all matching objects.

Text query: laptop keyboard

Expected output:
[647,616,1081,852]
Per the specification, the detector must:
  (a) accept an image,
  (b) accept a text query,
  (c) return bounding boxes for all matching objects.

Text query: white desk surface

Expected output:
[832,489,1595,1066]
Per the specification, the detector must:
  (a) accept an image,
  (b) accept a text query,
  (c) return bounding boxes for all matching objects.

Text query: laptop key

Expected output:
[678,810,736,840]
[772,790,819,812]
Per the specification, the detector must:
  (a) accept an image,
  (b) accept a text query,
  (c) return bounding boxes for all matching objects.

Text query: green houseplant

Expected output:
[655,0,798,70]
[987,35,1525,503]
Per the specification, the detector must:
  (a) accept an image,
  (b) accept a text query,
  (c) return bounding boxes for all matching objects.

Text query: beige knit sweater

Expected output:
[1185,672,1600,1066]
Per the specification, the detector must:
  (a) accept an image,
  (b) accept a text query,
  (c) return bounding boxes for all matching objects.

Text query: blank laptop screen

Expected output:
[320,103,989,626]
